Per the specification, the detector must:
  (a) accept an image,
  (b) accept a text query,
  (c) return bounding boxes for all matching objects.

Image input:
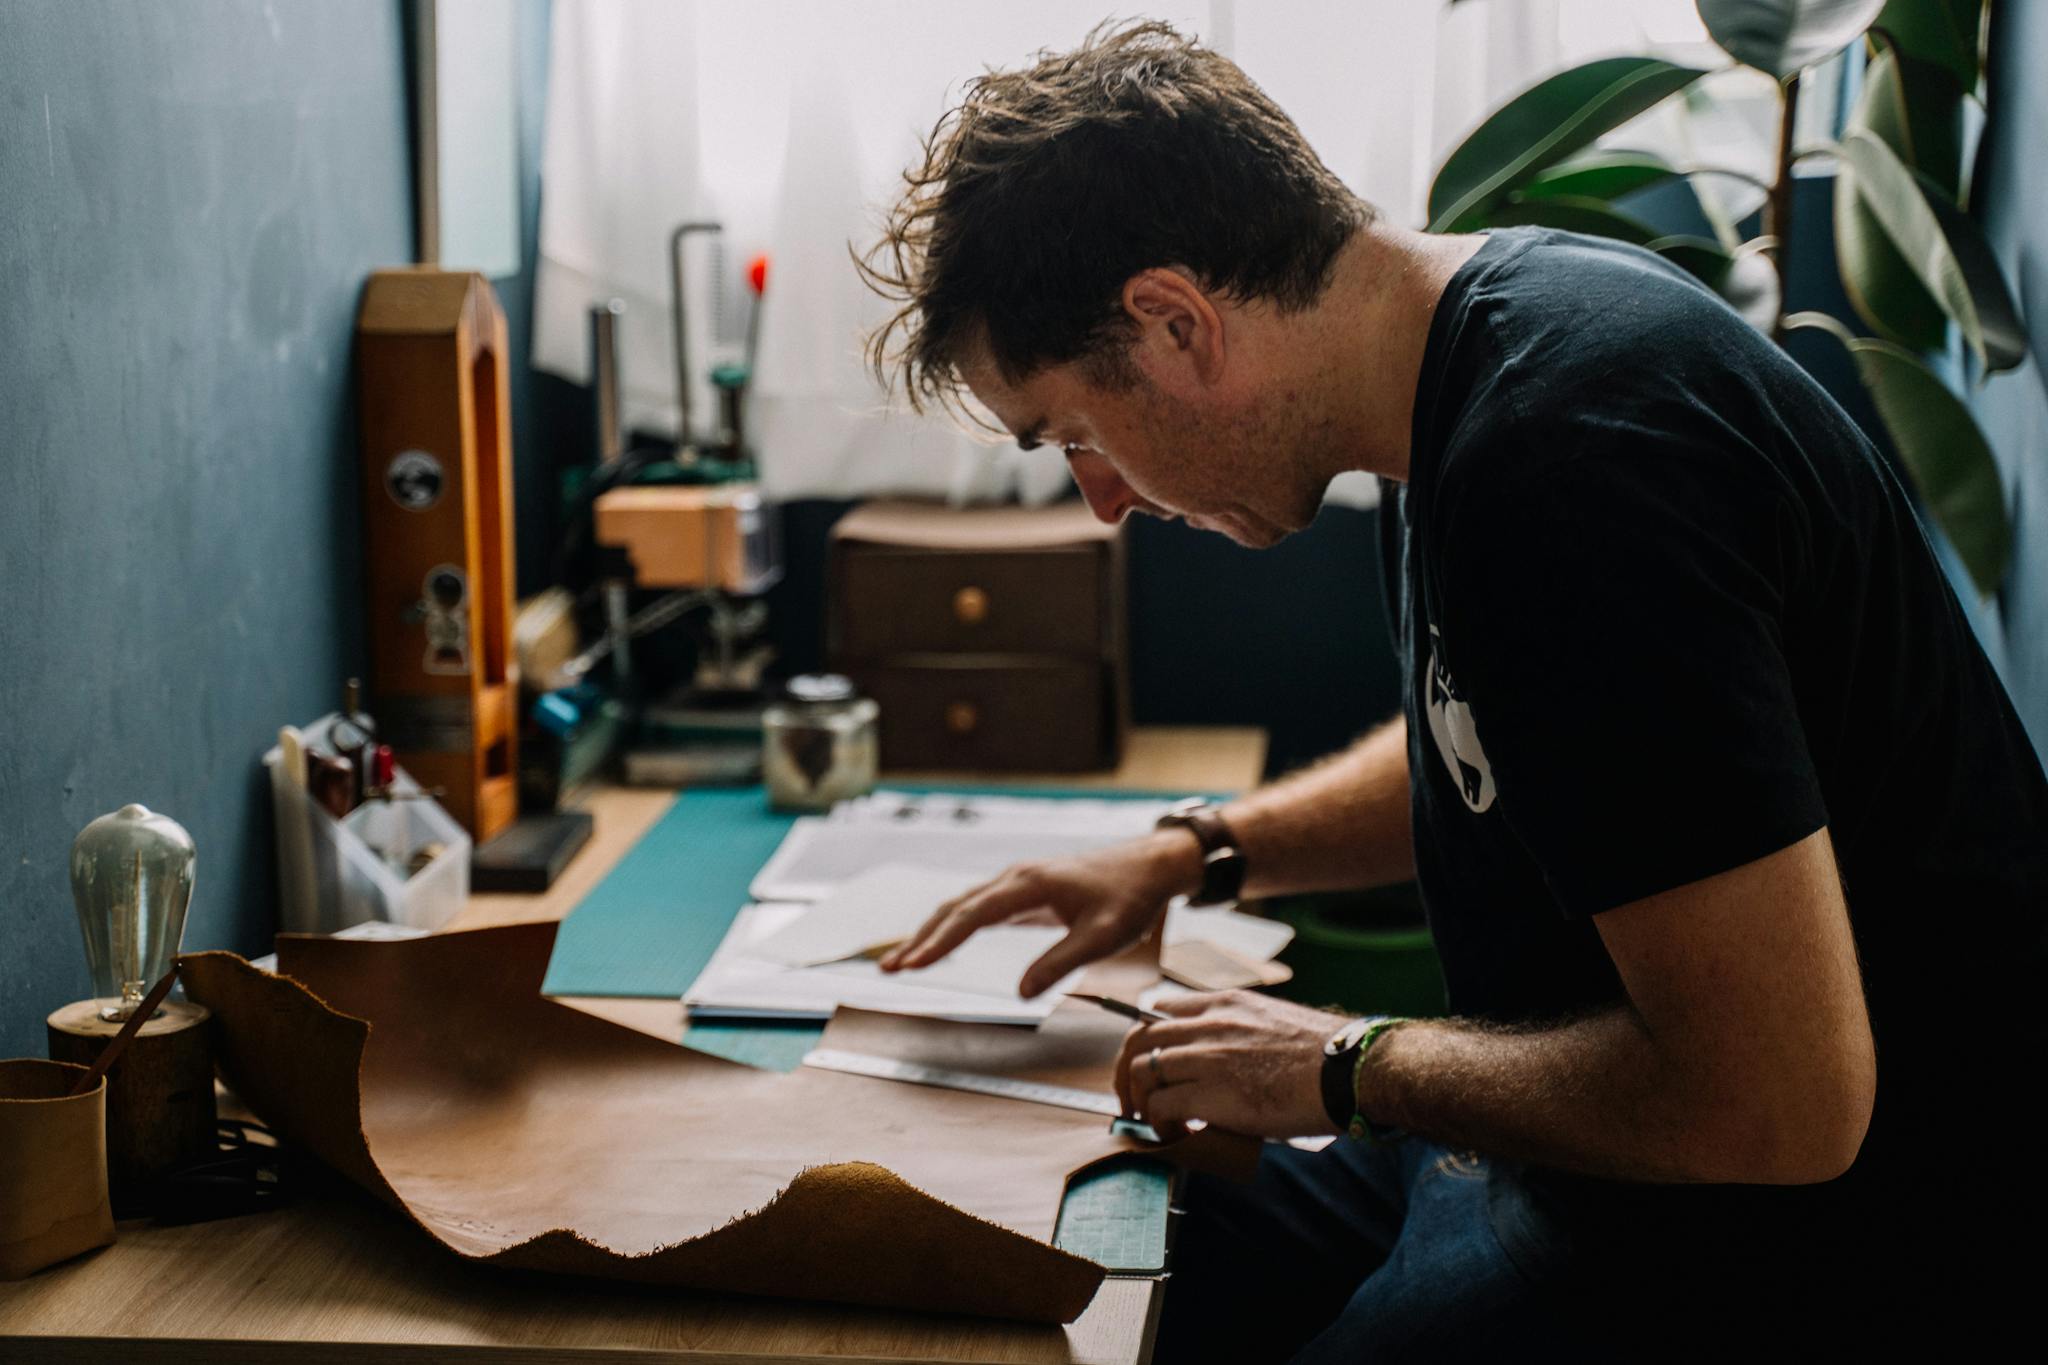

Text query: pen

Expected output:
[1068,992,1171,1025]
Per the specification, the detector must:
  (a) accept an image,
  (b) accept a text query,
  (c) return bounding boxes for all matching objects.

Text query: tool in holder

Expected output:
[355,268,520,842]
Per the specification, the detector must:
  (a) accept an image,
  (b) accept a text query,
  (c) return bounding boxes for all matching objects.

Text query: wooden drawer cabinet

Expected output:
[829,501,1129,773]
[836,548,1104,658]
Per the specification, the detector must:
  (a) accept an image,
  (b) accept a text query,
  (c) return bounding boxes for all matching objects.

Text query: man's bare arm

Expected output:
[1343,827,1875,1184]
[1222,712,1415,898]
[1126,828,1874,1185]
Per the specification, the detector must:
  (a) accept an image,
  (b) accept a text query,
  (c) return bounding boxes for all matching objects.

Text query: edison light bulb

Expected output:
[69,805,196,1021]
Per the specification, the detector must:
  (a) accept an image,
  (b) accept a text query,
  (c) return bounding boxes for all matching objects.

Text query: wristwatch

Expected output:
[1320,1015,1407,1143]
[1153,798,1248,906]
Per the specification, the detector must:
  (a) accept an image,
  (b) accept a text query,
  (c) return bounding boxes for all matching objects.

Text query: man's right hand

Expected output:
[876,829,1206,997]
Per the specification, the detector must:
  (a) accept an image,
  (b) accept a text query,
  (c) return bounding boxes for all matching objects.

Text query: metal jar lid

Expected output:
[785,674,857,706]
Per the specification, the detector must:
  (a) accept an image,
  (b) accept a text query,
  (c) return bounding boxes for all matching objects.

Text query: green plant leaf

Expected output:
[1835,169,1946,350]
[1517,151,1678,203]
[1838,127,2026,372]
[1786,312,2011,593]
[1697,0,1887,77]
[1719,247,1783,332]
[1427,57,1707,233]
[1490,193,1663,245]
[1861,44,1964,193]
[1836,46,1963,349]
[1871,0,1978,89]
[1648,234,1738,290]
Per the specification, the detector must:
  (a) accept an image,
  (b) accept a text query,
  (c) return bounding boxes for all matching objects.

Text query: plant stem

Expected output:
[1767,71,1802,337]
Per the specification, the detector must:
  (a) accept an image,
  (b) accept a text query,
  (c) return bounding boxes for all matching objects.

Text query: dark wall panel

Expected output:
[0,1,413,1057]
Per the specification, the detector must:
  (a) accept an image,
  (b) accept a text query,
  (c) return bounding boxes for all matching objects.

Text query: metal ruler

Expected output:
[801,1047,1121,1117]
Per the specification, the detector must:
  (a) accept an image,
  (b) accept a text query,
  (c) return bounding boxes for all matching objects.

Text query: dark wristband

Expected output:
[1154,799,1247,906]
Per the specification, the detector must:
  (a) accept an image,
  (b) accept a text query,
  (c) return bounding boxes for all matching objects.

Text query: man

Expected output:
[862,21,2048,1360]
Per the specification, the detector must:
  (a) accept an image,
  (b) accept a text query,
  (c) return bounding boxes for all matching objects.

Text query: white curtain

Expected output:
[534,0,1740,507]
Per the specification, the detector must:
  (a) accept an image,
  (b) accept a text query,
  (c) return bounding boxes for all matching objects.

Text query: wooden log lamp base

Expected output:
[46,999,215,1215]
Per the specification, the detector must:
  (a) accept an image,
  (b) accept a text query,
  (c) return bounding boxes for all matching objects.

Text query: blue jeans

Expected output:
[1155,1138,1584,1364]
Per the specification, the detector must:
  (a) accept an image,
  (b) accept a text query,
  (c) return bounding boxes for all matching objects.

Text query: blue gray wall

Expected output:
[1969,2,2048,765]
[0,2,412,1058]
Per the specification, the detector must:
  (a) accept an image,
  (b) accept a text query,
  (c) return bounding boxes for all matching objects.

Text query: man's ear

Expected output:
[1121,267,1226,392]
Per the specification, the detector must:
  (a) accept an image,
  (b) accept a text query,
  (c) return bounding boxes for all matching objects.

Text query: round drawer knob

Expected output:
[952,586,989,625]
[945,701,980,735]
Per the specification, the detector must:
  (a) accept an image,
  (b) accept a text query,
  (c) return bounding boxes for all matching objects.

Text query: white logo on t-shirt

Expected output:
[1425,626,1495,813]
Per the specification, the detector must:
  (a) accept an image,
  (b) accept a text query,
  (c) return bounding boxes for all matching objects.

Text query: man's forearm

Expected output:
[1358,1007,1854,1186]
[1221,714,1415,898]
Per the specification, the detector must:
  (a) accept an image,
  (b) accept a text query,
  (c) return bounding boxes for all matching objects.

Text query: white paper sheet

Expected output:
[749,793,1174,903]
[684,901,1083,1025]
[749,864,986,968]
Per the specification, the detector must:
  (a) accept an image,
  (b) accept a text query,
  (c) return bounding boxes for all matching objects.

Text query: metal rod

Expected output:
[588,298,625,468]
[668,221,722,459]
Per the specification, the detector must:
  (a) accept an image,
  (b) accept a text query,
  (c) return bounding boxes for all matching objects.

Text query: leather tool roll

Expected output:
[179,923,1183,1322]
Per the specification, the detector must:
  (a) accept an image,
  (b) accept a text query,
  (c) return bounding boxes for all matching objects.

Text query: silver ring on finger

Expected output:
[1148,1046,1164,1086]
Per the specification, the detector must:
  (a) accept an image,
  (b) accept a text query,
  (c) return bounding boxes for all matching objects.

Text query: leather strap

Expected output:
[1154,799,1247,906]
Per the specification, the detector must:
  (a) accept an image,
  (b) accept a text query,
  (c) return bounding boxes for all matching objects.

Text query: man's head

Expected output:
[860,21,1373,546]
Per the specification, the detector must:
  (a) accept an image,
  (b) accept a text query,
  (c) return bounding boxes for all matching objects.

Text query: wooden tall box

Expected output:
[355,269,518,842]
[829,500,1128,773]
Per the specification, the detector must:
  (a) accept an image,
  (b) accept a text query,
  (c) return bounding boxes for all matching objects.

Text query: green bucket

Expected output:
[1266,883,1447,1018]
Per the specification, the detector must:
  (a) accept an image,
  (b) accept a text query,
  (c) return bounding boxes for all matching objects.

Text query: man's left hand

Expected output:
[1112,990,1348,1142]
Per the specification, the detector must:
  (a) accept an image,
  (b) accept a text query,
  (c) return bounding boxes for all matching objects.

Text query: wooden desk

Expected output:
[0,727,1268,1364]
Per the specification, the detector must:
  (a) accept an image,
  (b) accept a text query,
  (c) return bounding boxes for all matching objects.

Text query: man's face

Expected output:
[960,346,1323,550]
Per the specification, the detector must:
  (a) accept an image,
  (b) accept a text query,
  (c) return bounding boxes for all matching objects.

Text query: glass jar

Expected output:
[762,675,879,812]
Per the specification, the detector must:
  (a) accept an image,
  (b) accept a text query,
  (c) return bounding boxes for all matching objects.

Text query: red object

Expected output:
[373,743,396,791]
[747,253,769,295]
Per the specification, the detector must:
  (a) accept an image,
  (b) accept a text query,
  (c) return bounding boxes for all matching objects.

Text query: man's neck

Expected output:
[1298,220,1486,486]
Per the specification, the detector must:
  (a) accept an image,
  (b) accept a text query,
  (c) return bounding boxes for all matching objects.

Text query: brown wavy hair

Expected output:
[857,19,1372,420]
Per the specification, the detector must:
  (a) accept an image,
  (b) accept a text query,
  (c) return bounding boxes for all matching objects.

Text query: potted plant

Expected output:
[1430,0,2023,594]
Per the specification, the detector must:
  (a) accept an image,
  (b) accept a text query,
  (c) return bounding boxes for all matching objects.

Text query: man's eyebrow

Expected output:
[1014,420,1047,452]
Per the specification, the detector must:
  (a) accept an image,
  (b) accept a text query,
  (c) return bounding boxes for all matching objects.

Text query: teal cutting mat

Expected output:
[541,787,797,999]
[680,1019,820,1071]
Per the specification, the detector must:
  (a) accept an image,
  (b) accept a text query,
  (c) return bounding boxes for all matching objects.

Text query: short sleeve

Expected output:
[1431,435,1827,917]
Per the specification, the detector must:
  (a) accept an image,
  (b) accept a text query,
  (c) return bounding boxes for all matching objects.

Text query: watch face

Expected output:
[1324,1018,1371,1056]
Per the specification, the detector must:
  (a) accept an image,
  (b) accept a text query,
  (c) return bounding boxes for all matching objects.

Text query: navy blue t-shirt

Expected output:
[1379,228,2048,1316]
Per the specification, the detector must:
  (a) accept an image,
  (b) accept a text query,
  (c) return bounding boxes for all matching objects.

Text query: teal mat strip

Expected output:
[1054,1157,1173,1272]
[681,1019,821,1072]
[540,787,798,999]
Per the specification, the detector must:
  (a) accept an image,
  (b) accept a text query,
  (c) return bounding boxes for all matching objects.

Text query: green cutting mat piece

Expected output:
[1054,1156,1173,1273]
[540,783,1210,999]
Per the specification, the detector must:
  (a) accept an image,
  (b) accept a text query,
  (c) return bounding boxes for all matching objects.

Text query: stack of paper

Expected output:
[684,864,1087,1024]
[682,791,1299,1025]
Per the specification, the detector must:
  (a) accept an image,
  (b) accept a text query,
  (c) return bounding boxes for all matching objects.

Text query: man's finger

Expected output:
[876,902,956,971]
[1112,1022,1145,1116]
[1112,1016,1216,1114]
[882,876,1043,971]
[1127,1036,1220,1119]
[1152,989,1231,1017]
[1142,1078,1222,1134]
[1017,921,1119,998]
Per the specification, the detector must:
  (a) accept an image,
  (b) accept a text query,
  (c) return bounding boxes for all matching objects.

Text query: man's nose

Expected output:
[1067,452,1136,525]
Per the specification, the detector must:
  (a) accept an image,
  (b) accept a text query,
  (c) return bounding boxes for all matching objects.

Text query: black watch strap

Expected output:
[1154,799,1247,906]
